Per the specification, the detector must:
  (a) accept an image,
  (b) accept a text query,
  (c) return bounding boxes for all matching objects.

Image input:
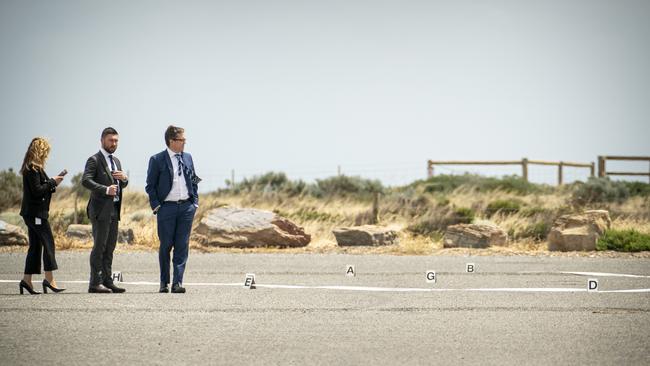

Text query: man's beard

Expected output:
[104,145,117,154]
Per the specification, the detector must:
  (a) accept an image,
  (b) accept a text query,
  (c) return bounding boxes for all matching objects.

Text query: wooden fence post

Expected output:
[590,162,595,178]
[372,192,379,224]
[597,156,606,178]
[427,161,433,179]
[558,162,564,185]
[521,158,529,182]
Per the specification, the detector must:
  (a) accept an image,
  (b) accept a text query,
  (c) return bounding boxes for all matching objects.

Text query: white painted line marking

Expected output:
[600,289,650,293]
[1,279,648,293]
[561,271,650,279]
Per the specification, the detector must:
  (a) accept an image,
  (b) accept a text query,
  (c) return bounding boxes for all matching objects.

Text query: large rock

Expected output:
[333,225,399,246]
[194,207,311,248]
[0,220,28,246]
[548,210,611,251]
[443,223,507,248]
[66,224,135,244]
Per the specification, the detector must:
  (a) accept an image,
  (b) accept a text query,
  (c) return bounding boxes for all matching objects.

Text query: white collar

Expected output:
[100,147,112,158]
[167,147,182,158]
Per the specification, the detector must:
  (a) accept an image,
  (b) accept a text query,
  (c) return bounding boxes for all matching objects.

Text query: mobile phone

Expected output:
[58,169,68,176]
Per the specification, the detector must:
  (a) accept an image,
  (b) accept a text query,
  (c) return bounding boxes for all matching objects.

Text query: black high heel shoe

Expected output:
[42,279,66,294]
[19,280,41,295]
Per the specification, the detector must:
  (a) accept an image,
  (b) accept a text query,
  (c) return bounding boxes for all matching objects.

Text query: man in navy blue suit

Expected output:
[145,125,201,294]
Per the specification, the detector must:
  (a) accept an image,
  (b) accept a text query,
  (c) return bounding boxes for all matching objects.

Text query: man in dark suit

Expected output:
[145,125,200,294]
[82,127,128,293]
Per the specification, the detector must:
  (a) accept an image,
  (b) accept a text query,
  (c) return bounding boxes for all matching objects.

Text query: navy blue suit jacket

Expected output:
[145,150,199,210]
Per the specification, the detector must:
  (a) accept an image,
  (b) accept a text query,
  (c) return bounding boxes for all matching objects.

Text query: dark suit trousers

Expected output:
[23,216,58,274]
[157,201,195,285]
[89,211,119,286]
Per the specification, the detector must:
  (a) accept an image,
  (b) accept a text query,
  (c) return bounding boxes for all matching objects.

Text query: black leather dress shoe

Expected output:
[171,283,186,293]
[104,283,126,293]
[159,284,169,293]
[88,284,111,293]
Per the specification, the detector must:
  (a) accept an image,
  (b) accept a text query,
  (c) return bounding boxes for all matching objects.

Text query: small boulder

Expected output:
[118,227,134,244]
[66,224,135,244]
[443,223,507,248]
[193,207,311,248]
[0,220,28,246]
[333,225,399,246]
[548,210,611,251]
[66,224,92,241]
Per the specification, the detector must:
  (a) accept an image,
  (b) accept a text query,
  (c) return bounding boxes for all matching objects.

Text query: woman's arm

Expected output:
[24,169,56,198]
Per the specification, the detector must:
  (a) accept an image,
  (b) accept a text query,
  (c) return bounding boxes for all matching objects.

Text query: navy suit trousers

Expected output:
[157,201,196,285]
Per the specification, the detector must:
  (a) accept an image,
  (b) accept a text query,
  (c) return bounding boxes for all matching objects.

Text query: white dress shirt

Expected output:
[100,148,115,173]
[164,148,190,202]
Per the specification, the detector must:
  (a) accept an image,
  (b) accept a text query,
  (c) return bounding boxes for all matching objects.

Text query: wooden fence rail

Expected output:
[426,158,595,185]
[598,156,650,183]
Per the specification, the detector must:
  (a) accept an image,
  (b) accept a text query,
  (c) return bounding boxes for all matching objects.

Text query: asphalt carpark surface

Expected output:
[0,252,649,365]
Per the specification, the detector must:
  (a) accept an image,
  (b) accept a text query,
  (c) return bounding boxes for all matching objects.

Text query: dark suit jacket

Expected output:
[145,150,199,210]
[82,151,128,221]
[20,167,57,219]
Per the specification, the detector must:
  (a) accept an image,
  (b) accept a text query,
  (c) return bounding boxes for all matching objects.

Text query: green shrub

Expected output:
[454,207,475,222]
[406,207,474,237]
[71,209,90,225]
[229,172,308,196]
[47,211,69,234]
[47,209,89,234]
[520,206,547,217]
[235,171,290,191]
[70,172,89,200]
[304,184,324,198]
[571,177,629,206]
[226,172,383,198]
[403,194,432,217]
[420,175,467,193]
[291,207,340,222]
[128,209,152,223]
[623,181,650,197]
[485,199,523,216]
[597,229,650,252]
[484,175,543,195]
[414,174,544,195]
[406,218,442,237]
[436,197,450,207]
[0,169,22,211]
[315,175,383,196]
[522,222,550,241]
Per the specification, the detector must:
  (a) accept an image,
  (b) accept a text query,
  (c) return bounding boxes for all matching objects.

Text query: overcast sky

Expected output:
[1,0,649,192]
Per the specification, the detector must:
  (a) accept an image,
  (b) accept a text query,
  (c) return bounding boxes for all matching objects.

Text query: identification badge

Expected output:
[35,217,42,225]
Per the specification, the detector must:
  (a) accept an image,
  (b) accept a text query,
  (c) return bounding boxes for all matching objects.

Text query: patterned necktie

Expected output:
[175,153,201,184]
[175,154,184,177]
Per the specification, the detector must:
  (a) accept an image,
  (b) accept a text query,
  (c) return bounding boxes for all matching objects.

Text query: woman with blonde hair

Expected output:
[18,137,66,294]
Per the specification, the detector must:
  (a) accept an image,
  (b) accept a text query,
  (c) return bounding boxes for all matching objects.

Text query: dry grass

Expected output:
[2,185,649,258]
